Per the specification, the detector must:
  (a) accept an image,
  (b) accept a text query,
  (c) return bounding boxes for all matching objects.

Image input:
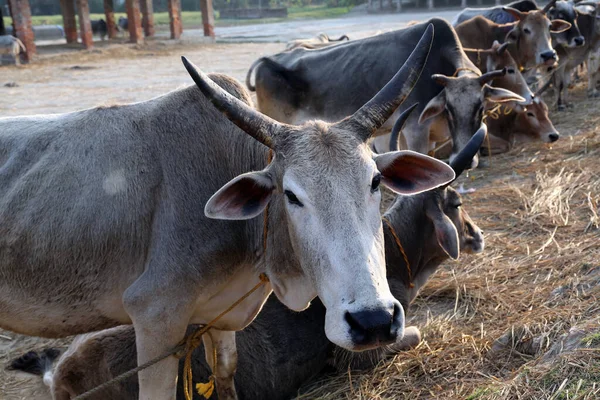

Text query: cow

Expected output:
[10,109,487,400]
[463,40,534,101]
[452,0,540,26]
[0,26,459,400]
[118,16,128,31]
[482,81,559,154]
[588,44,600,96]
[91,19,108,41]
[285,33,350,50]
[548,0,587,48]
[0,34,26,65]
[454,2,571,71]
[246,18,524,169]
[551,2,600,108]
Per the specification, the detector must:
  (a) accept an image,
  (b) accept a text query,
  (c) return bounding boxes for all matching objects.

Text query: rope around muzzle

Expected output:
[73,150,275,400]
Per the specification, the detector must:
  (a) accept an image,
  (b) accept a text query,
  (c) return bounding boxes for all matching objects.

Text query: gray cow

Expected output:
[247,18,524,170]
[0,34,26,65]
[285,33,350,50]
[0,26,458,400]
[10,109,487,400]
[451,0,540,26]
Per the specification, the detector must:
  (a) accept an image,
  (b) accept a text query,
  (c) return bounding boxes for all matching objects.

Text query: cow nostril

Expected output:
[345,306,398,346]
[541,51,557,61]
[549,133,559,142]
[575,37,585,46]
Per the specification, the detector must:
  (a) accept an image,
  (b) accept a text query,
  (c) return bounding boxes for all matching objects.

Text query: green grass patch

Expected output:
[465,387,496,400]
[3,5,351,31]
[582,332,600,347]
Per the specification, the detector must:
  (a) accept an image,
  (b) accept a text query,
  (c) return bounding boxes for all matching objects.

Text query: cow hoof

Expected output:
[557,104,566,112]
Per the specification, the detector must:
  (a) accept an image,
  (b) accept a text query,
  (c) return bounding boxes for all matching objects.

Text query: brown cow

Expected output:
[483,83,559,154]
[455,5,571,70]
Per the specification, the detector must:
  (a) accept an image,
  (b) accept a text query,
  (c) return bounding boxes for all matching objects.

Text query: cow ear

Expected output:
[419,92,446,124]
[426,205,460,260]
[550,19,571,33]
[375,151,455,195]
[505,27,519,43]
[205,171,275,220]
[483,84,526,103]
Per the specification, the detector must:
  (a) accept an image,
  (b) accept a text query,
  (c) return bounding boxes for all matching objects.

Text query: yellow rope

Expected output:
[382,217,414,288]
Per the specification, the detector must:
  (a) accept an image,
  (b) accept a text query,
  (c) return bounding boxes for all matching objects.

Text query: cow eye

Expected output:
[453,202,462,209]
[527,112,535,117]
[284,190,303,207]
[507,68,516,74]
[524,28,531,34]
[371,174,381,193]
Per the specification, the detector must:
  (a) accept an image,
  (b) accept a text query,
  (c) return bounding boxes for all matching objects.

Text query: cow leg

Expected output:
[202,330,238,400]
[124,273,198,400]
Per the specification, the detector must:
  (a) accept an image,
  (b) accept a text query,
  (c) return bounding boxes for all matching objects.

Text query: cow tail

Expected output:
[246,58,265,92]
[8,348,61,388]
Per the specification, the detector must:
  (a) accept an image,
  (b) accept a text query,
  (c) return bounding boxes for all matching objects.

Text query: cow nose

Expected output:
[574,36,584,46]
[345,303,402,346]
[549,132,559,142]
[541,51,557,62]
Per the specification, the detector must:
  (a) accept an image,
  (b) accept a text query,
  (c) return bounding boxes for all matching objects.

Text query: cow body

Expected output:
[0,34,26,65]
[452,0,539,26]
[552,4,600,108]
[285,33,350,50]
[249,19,524,168]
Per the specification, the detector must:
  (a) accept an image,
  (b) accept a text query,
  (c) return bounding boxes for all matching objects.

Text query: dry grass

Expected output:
[298,84,600,400]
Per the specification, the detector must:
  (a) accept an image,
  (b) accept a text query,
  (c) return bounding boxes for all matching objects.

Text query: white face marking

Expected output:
[102,169,127,195]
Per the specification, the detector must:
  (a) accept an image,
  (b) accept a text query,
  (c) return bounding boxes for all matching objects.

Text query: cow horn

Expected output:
[182,56,282,149]
[542,0,558,13]
[535,78,553,96]
[389,103,419,152]
[335,24,434,142]
[478,68,507,85]
[575,1,597,7]
[449,123,487,178]
[497,42,510,55]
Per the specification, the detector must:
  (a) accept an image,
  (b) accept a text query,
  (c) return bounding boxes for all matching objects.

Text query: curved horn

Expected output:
[575,1,597,7]
[535,78,553,96]
[497,42,510,55]
[450,123,487,178]
[335,24,434,141]
[543,0,559,13]
[478,68,507,85]
[389,103,419,151]
[182,56,282,149]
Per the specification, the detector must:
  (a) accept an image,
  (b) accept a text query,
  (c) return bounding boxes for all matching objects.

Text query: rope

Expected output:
[74,149,275,400]
[382,217,414,288]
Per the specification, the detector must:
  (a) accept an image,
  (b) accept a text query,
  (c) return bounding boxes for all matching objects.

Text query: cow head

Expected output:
[503,3,571,68]
[386,112,484,303]
[483,41,534,102]
[418,70,525,170]
[183,25,457,351]
[514,83,560,143]
[547,1,586,47]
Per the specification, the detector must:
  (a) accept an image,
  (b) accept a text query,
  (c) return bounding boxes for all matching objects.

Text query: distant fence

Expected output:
[369,0,514,12]
[219,7,288,19]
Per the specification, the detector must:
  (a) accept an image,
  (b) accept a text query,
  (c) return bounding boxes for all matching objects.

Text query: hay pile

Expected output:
[298,86,600,399]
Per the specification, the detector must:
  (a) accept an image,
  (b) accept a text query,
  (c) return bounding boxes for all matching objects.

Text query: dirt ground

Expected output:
[1,39,600,400]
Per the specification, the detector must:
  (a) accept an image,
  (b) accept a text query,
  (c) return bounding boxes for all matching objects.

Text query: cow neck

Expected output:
[382,216,415,289]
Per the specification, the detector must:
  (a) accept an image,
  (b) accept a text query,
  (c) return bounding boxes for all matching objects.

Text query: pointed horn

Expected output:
[478,68,507,85]
[335,24,434,142]
[535,78,553,96]
[182,56,281,149]
[542,0,558,13]
[389,103,419,151]
[497,42,510,55]
[450,123,487,178]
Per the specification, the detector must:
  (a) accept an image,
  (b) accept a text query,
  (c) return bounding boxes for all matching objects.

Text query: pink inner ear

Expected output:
[206,173,275,220]
[378,153,455,195]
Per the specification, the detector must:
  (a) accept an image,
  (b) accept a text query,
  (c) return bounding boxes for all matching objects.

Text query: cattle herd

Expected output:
[1,0,599,399]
